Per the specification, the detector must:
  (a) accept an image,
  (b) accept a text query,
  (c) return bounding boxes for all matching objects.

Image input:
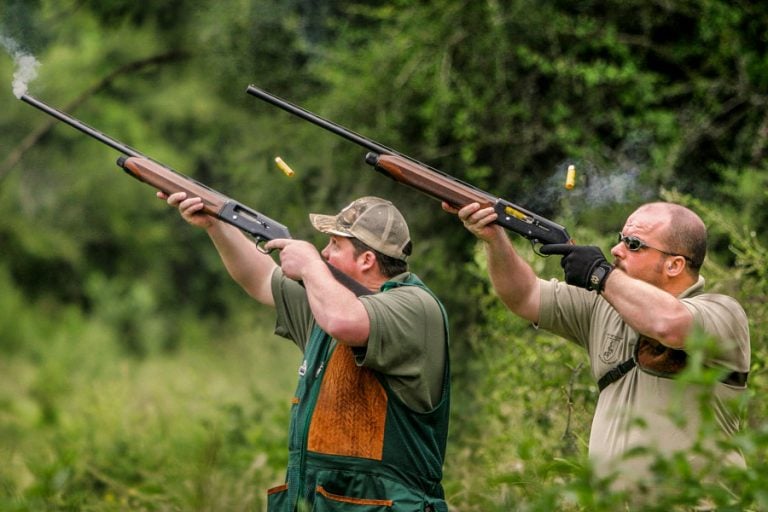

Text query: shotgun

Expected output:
[19,94,371,296]
[246,85,572,247]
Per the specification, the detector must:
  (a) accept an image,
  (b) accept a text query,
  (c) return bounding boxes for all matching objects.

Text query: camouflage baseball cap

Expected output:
[309,196,411,262]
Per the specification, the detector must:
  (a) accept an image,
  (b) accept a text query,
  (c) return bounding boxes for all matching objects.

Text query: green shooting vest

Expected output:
[267,275,450,512]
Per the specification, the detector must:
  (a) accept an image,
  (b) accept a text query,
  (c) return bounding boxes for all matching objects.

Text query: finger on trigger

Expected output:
[264,238,286,252]
[539,243,573,256]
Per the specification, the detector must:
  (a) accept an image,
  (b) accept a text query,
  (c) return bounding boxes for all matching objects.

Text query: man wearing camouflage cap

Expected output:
[161,193,450,512]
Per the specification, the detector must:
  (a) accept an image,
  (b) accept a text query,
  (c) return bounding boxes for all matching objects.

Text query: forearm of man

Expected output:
[601,270,693,348]
[206,221,277,306]
[299,259,370,347]
[484,229,541,323]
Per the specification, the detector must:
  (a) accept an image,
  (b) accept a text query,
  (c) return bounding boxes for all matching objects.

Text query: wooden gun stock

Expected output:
[118,157,369,295]
[367,153,571,245]
[118,156,291,243]
[364,153,495,208]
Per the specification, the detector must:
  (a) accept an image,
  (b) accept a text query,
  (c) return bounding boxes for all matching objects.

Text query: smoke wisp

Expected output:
[516,159,654,219]
[1,35,40,98]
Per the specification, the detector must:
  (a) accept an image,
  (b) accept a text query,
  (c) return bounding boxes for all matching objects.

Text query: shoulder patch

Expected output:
[599,334,624,364]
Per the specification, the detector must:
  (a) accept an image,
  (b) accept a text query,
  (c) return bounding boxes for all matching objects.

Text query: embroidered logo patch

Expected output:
[599,334,623,364]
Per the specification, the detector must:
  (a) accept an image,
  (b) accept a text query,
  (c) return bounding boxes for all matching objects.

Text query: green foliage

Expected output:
[0,298,296,511]
[1,0,767,509]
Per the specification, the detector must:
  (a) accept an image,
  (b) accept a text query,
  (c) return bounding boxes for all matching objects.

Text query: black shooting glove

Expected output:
[539,244,614,293]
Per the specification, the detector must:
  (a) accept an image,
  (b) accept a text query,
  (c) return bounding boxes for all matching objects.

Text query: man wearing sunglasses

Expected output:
[446,200,750,495]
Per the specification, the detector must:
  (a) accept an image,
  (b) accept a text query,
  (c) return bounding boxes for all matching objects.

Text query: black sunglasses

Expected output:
[617,233,694,264]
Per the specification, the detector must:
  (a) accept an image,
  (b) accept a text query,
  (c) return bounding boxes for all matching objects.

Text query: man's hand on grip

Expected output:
[539,243,613,293]
[444,202,501,242]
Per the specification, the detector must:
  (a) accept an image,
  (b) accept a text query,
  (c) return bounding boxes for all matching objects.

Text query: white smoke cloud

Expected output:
[0,35,40,98]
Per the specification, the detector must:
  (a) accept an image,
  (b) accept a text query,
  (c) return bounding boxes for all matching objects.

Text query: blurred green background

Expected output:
[1,0,767,510]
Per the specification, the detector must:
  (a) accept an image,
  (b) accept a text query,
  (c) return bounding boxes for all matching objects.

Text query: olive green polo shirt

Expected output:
[271,268,447,413]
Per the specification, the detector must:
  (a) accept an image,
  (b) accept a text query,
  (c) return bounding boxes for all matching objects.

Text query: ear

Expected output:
[666,256,687,277]
[357,250,377,272]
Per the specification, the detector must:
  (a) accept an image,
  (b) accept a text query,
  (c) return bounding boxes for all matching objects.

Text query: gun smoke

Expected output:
[520,159,653,217]
[564,160,648,206]
[1,34,40,98]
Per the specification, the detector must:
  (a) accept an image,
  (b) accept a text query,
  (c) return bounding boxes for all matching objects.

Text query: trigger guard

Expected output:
[255,238,271,254]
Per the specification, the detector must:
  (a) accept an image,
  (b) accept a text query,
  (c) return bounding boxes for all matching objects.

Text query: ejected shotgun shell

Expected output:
[565,164,576,190]
[275,156,295,177]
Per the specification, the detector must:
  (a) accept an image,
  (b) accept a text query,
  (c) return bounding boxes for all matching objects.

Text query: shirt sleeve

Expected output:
[358,285,447,412]
[270,267,315,352]
[538,278,601,349]
[681,293,750,372]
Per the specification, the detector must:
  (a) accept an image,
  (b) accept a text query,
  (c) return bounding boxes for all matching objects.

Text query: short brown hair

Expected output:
[348,237,410,278]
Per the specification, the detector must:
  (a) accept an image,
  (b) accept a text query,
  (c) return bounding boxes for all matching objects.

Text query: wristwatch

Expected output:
[589,262,614,293]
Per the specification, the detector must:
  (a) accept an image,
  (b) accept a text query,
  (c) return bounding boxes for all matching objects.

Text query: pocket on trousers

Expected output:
[312,485,393,511]
[267,483,290,512]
